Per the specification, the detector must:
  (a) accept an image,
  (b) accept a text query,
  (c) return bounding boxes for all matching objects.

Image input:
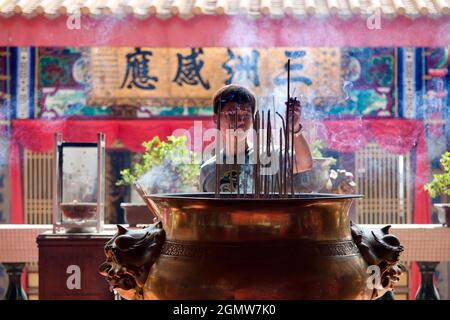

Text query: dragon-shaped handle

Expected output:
[350,222,406,300]
[99,222,165,300]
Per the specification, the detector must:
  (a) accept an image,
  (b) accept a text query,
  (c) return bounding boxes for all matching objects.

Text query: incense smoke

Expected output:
[138,157,199,195]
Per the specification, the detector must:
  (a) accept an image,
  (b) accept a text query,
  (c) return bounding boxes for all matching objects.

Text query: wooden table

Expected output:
[36,231,115,300]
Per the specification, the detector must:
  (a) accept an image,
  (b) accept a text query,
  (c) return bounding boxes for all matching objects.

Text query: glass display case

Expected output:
[52,133,105,233]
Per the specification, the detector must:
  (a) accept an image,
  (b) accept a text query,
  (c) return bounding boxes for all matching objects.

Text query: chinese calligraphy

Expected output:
[108,47,340,105]
[173,48,210,89]
[274,50,312,86]
[223,49,260,87]
[121,48,158,90]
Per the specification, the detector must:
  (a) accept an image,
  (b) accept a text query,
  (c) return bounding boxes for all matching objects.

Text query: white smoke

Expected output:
[83,16,128,46]
[219,14,353,126]
[222,16,274,48]
[137,157,199,195]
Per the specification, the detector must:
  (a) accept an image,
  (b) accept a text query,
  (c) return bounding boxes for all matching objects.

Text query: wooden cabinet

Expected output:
[37,232,114,300]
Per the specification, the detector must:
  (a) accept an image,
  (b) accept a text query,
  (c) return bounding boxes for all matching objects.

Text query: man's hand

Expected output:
[330,169,357,194]
[286,97,302,133]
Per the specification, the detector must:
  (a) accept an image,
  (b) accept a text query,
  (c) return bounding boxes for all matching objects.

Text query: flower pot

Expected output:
[121,203,155,226]
[434,203,450,227]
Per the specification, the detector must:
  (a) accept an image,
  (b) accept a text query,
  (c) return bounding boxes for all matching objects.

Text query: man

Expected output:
[200,84,354,194]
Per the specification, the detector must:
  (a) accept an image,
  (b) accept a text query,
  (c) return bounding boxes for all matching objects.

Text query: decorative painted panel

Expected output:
[87,47,343,107]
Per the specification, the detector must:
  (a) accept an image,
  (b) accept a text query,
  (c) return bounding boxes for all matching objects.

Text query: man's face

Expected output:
[218,102,253,144]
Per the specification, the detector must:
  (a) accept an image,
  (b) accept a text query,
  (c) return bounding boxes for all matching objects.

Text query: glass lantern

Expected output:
[52,132,105,233]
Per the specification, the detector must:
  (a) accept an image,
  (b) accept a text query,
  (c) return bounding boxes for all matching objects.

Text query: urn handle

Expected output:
[99,223,166,300]
[350,221,406,300]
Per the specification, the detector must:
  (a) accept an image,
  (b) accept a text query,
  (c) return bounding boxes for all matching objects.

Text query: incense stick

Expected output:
[215,100,222,197]
[266,110,272,197]
[255,111,260,198]
[290,99,295,196]
[285,59,290,196]
[234,108,240,197]
[279,127,283,197]
[261,110,267,197]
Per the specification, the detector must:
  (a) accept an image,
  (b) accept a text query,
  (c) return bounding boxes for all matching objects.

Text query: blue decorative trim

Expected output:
[9,47,17,119]
[414,48,424,119]
[445,63,450,150]
[397,48,404,118]
[29,47,36,119]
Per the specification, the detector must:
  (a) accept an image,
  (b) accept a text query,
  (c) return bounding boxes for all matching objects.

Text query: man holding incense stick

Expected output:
[199,84,355,195]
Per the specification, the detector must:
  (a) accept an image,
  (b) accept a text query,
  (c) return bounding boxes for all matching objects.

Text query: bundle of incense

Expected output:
[213,59,303,199]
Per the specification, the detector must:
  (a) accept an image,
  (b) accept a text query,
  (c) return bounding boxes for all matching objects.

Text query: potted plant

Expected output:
[117,135,200,226]
[425,151,450,227]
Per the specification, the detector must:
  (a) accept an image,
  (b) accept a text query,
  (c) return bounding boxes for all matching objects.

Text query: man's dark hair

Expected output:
[212,84,256,115]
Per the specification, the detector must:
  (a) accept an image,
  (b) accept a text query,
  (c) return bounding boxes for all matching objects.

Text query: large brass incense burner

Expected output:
[99,192,404,300]
[99,62,404,300]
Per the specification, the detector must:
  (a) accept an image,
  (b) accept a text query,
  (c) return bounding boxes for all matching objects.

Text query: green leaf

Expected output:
[425,151,450,199]
[117,135,200,190]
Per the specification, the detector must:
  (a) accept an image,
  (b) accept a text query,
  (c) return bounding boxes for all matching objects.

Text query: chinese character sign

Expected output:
[223,48,261,87]
[173,48,210,89]
[273,50,312,86]
[88,47,342,107]
[121,48,158,90]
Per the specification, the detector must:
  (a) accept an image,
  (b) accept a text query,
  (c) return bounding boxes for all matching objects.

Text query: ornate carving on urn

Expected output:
[99,222,165,300]
[350,222,406,299]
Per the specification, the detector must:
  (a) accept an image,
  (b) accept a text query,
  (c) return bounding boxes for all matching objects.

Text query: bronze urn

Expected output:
[99,192,404,300]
